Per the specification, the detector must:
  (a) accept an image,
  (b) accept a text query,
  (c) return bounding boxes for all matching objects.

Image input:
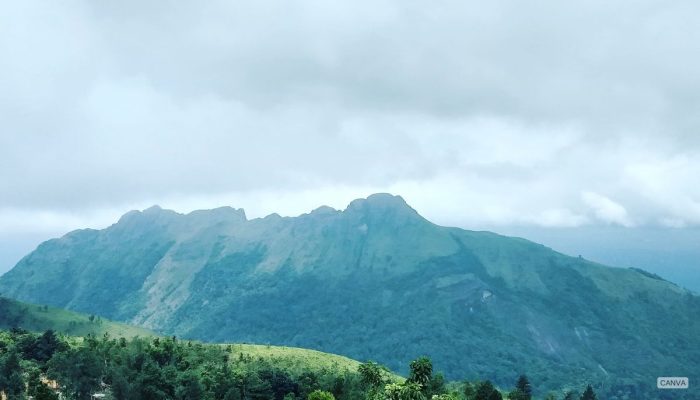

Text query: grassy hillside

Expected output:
[0,294,386,378]
[0,296,390,379]
[0,296,155,337]
[225,343,404,382]
[228,344,361,372]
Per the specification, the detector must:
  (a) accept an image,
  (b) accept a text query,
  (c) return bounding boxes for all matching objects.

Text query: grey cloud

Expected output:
[78,1,700,129]
[1,0,699,232]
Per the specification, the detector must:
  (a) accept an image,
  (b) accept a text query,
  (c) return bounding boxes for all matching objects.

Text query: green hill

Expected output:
[1,194,698,397]
[0,296,155,337]
[0,296,395,380]
[0,328,375,400]
[224,343,403,383]
[227,344,364,375]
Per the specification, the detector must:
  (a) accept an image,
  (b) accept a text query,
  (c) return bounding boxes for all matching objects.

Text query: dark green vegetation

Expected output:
[0,296,155,338]
[1,328,603,400]
[1,194,699,397]
[0,328,364,400]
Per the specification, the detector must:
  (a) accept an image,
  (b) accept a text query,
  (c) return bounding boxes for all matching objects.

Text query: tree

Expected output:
[400,382,426,400]
[426,372,446,397]
[384,383,403,400]
[131,359,169,400]
[508,375,531,400]
[296,370,318,400]
[516,376,531,398]
[246,371,274,400]
[30,330,65,363]
[562,391,577,400]
[359,361,388,400]
[34,383,60,400]
[475,381,499,400]
[0,347,24,399]
[5,372,25,400]
[308,389,335,400]
[488,391,503,400]
[580,385,597,400]
[110,368,132,400]
[359,362,385,389]
[463,382,476,400]
[408,357,433,388]
[47,346,103,400]
[176,371,204,400]
[224,388,243,400]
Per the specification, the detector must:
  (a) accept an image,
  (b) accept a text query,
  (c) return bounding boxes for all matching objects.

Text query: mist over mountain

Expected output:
[494,226,700,293]
[1,194,698,397]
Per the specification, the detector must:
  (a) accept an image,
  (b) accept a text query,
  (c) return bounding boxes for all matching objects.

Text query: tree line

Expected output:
[0,329,597,400]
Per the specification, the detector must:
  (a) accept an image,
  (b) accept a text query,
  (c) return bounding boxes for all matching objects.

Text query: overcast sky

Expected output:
[2,1,700,271]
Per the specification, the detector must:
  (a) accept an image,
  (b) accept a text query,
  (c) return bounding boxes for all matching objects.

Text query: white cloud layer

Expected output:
[1,0,700,237]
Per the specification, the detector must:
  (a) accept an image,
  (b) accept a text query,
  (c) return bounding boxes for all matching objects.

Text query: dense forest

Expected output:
[0,328,601,400]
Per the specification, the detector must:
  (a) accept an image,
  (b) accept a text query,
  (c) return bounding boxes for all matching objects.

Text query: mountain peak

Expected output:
[310,205,338,216]
[187,206,247,223]
[344,193,423,225]
[144,205,164,213]
[345,193,419,217]
[346,193,408,209]
[117,205,178,224]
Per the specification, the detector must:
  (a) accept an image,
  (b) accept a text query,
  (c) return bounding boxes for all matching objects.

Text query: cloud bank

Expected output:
[2,0,700,239]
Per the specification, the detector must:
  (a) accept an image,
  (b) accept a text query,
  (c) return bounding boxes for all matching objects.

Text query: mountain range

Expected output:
[1,194,698,397]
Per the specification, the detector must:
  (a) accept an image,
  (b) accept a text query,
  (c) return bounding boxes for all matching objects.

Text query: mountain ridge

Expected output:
[1,194,698,397]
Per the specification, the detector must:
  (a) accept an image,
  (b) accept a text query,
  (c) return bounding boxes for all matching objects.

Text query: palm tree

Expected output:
[408,357,433,387]
[400,382,426,400]
[359,362,386,389]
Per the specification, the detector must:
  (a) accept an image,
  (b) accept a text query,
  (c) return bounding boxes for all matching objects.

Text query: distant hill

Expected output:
[0,296,155,337]
[493,225,700,293]
[1,194,698,397]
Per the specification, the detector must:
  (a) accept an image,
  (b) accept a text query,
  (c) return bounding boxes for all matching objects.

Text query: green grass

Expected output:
[226,343,364,372]
[0,296,155,338]
[224,343,403,380]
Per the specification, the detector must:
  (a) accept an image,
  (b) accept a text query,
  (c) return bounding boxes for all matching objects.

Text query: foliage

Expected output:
[0,327,619,400]
[580,385,597,400]
[507,375,531,400]
[474,381,501,400]
[308,389,336,400]
[408,357,433,387]
[0,329,367,400]
[562,391,576,400]
[0,346,24,398]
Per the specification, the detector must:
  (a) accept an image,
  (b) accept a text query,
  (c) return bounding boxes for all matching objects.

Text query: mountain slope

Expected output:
[0,296,155,337]
[1,194,698,397]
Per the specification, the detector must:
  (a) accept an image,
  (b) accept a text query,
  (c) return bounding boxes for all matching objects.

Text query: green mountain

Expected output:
[0,296,155,337]
[1,194,698,397]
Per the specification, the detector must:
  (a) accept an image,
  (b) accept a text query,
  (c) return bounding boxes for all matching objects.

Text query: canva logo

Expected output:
[657,377,689,389]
